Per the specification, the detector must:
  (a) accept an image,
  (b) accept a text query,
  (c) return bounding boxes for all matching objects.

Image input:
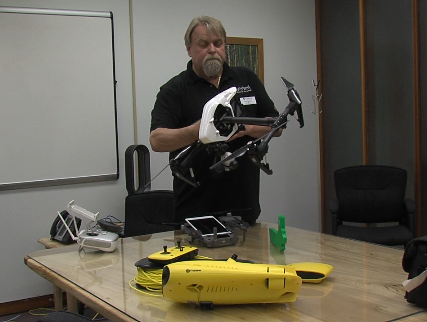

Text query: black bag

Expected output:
[402,236,427,308]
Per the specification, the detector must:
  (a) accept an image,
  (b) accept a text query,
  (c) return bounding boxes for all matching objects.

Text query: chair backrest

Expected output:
[124,190,175,237]
[125,144,151,195]
[334,165,407,223]
[124,145,175,237]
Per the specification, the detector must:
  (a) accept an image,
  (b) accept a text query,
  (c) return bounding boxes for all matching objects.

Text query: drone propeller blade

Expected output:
[280,77,294,89]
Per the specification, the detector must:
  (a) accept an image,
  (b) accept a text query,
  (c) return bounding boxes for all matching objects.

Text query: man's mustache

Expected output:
[204,54,222,63]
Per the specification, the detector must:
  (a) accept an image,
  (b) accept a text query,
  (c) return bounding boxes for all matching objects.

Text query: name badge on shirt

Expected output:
[240,96,257,105]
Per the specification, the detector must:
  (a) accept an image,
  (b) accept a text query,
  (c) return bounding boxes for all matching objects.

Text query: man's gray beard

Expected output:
[203,58,222,78]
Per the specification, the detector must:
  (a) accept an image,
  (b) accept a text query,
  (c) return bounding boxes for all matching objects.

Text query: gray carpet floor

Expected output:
[0,306,110,322]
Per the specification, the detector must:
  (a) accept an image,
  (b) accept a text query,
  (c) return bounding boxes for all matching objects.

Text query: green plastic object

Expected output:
[269,214,287,251]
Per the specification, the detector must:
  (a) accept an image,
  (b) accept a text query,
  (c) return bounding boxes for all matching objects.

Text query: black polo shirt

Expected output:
[151,61,278,224]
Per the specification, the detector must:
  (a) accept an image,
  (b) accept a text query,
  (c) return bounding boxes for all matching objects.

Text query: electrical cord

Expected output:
[129,266,164,297]
[129,255,213,296]
[97,215,124,236]
[29,308,55,316]
[102,215,124,225]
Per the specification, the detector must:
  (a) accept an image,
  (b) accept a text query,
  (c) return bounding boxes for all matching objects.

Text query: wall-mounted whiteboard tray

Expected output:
[0,7,119,191]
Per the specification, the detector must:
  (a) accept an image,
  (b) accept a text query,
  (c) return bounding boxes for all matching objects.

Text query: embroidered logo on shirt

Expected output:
[236,85,252,93]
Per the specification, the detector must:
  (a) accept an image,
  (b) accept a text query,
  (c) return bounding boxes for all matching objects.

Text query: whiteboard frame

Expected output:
[0,7,119,191]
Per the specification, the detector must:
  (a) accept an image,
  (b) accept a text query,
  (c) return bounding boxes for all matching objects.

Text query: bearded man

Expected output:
[150,16,279,225]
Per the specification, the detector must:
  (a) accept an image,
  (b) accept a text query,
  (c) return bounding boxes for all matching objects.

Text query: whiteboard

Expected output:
[0,7,119,191]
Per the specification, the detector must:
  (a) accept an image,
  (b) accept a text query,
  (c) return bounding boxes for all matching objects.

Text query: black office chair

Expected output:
[330,165,415,246]
[123,145,176,237]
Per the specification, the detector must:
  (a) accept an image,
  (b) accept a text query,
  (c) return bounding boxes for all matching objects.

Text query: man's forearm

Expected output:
[150,124,199,152]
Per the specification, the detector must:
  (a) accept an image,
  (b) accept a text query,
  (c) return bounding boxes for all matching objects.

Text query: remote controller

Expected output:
[148,244,198,265]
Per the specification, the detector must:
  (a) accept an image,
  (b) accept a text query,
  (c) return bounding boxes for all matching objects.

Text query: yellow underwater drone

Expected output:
[162,257,302,306]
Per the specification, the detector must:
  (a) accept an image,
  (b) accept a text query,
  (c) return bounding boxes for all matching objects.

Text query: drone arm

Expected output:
[220,116,277,126]
[272,100,303,129]
[179,141,205,169]
[219,101,303,132]
[256,126,284,155]
[256,100,301,153]
[170,141,206,187]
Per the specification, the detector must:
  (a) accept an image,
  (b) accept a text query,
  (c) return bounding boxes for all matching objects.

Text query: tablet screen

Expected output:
[185,216,230,236]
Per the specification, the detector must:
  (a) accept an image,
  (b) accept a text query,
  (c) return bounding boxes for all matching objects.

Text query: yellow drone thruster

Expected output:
[162,258,302,307]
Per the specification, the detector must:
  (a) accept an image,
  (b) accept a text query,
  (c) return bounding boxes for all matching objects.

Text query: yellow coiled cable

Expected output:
[129,255,212,296]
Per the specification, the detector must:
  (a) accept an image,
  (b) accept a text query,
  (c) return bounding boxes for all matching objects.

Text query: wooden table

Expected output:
[398,311,427,321]
[38,237,69,249]
[37,237,77,312]
[26,223,425,322]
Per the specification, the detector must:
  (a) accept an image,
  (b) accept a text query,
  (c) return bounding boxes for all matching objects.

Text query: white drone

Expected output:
[170,77,304,187]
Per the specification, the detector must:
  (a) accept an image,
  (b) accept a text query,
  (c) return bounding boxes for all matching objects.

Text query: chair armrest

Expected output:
[330,198,339,214]
[330,199,339,235]
[405,198,415,214]
[404,198,416,236]
[331,213,338,235]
